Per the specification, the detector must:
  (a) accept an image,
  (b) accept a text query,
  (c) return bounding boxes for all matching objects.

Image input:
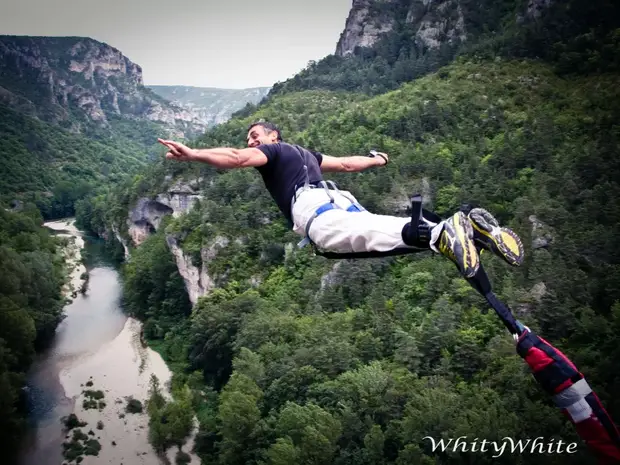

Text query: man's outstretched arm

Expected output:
[319,152,388,172]
[158,139,268,169]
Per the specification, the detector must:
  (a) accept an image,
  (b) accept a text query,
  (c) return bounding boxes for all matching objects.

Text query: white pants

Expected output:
[291,187,439,253]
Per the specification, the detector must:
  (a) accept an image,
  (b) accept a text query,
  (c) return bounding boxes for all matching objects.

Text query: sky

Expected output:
[1,0,353,89]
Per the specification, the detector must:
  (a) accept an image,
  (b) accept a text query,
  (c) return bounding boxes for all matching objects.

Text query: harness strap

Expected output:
[295,180,367,248]
[319,181,335,203]
[325,180,367,212]
[297,201,344,248]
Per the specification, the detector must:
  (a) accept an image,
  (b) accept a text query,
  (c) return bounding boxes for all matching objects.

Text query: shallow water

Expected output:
[17,237,127,465]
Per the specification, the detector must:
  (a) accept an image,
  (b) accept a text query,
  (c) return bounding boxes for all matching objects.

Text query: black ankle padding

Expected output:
[402,222,431,248]
[401,223,413,245]
[417,222,431,241]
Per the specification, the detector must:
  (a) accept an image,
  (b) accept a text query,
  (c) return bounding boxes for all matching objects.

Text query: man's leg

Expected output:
[291,188,480,277]
[292,188,431,252]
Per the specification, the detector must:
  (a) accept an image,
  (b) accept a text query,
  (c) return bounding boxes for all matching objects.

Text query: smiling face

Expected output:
[246,123,280,147]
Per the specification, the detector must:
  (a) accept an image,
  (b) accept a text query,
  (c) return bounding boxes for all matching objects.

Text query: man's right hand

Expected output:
[158,138,197,162]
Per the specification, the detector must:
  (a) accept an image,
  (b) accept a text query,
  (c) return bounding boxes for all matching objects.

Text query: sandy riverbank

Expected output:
[59,317,174,465]
[44,218,87,300]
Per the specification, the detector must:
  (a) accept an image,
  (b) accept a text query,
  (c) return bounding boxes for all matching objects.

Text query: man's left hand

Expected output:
[370,150,389,166]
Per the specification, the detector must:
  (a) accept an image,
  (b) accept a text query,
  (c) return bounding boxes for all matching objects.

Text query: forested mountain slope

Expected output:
[0,35,208,219]
[79,56,620,464]
[261,0,620,98]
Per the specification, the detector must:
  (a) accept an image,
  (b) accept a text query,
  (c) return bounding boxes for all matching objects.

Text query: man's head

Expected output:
[247,121,282,147]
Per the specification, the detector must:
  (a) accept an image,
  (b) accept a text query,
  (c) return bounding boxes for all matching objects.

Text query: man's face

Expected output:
[247,125,278,147]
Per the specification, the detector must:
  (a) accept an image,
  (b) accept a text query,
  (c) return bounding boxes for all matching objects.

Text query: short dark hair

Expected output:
[247,120,282,141]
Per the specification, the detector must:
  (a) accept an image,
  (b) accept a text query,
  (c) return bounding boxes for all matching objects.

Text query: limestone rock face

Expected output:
[335,0,467,57]
[336,0,399,56]
[0,35,207,137]
[529,215,555,250]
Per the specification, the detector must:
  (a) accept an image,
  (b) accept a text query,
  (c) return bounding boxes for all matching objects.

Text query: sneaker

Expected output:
[436,211,480,278]
[468,208,524,266]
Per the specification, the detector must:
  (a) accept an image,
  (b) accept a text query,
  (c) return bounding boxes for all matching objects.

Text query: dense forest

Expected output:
[0,207,65,461]
[1,0,619,463]
[0,101,168,219]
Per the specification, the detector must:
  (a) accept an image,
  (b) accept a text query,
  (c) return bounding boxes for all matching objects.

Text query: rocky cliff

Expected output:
[148,85,270,128]
[335,0,552,57]
[115,178,220,306]
[0,36,207,137]
[336,0,467,56]
[335,0,401,56]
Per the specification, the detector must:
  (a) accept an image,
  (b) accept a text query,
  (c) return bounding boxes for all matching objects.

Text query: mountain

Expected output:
[0,35,207,138]
[0,35,215,219]
[267,0,620,96]
[147,85,270,128]
[335,0,467,57]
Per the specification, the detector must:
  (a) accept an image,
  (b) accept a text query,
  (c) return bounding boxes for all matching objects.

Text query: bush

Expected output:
[126,397,143,413]
[82,399,98,410]
[83,390,104,400]
[62,414,87,430]
[176,450,191,465]
[62,438,84,461]
[72,429,88,441]
[84,439,101,456]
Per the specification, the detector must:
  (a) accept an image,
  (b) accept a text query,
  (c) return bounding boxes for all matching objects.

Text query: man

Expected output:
[158,121,524,278]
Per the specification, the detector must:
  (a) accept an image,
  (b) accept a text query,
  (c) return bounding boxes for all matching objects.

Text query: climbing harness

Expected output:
[293,180,367,249]
[290,144,369,250]
[290,158,438,258]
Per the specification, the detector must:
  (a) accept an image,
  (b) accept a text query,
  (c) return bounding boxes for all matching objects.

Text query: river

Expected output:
[17,219,173,465]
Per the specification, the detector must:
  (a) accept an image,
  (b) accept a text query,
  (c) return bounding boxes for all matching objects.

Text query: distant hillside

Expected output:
[147,85,270,127]
[0,35,210,218]
[0,35,207,138]
[0,100,166,219]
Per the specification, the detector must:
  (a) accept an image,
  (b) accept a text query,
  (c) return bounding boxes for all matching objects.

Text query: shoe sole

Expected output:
[470,210,524,266]
[454,211,479,278]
